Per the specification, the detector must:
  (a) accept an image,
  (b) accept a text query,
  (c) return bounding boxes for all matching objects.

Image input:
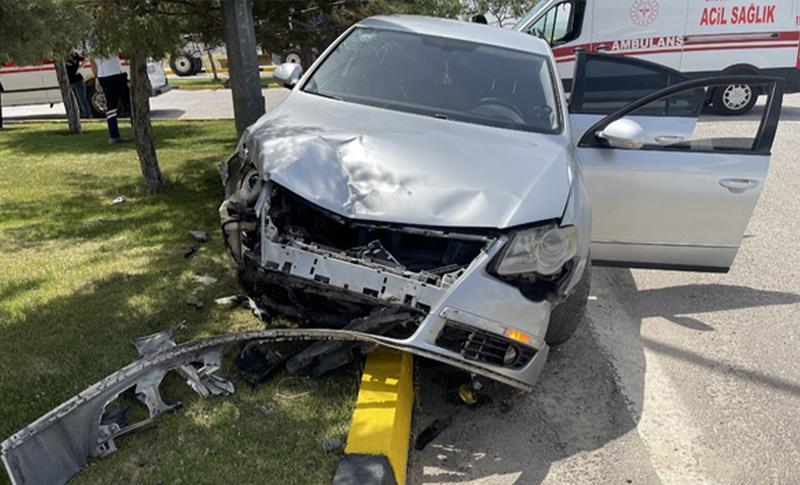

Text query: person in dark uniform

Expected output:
[90,53,130,144]
[65,52,92,118]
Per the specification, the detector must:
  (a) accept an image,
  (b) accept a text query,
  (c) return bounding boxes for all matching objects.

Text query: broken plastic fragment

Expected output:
[235,343,283,388]
[193,275,218,286]
[186,298,204,309]
[184,243,199,258]
[188,230,208,243]
[214,295,244,306]
[321,438,343,453]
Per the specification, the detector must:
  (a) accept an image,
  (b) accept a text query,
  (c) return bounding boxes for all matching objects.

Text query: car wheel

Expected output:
[283,49,302,66]
[545,261,592,346]
[712,82,758,116]
[170,53,196,77]
[86,84,107,118]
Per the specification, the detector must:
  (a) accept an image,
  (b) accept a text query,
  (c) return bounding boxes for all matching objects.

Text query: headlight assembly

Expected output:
[494,224,578,277]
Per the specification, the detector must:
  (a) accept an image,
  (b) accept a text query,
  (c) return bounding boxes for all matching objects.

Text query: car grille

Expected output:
[435,323,535,370]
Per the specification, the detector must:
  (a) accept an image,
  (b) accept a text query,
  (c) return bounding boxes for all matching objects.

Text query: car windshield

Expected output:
[303,27,561,133]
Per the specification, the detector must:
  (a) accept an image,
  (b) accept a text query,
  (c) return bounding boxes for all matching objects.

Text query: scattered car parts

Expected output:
[2,326,534,485]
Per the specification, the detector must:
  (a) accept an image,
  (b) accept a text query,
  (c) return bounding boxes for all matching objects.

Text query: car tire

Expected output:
[545,261,592,346]
[170,53,196,77]
[283,49,302,66]
[86,83,106,118]
[711,82,758,116]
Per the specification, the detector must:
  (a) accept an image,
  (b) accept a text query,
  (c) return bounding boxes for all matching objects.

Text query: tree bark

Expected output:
[129,51,166,192]
[54,60,81,134]
[207,49,219,81]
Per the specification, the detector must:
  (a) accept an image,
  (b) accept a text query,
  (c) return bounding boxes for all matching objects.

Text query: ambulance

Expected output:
[0,57,170,118]
[514,0,800,115]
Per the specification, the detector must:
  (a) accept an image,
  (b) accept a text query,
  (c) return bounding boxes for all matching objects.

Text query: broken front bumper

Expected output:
[242,213,552,391]
[4,328,538,485]
[219,153,562,391]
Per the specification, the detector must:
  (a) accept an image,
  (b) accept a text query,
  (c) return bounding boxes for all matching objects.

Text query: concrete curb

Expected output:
[333,349,413,485]
[165,65,276,76]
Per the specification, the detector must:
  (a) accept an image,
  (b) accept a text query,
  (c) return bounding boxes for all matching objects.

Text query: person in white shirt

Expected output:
[90,54,130,144]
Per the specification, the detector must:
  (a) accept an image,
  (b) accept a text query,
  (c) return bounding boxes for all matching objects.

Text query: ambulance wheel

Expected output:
[546,261,591,346]
[283,49,302,66]
[170,53,197,77]
[712,83,758,116]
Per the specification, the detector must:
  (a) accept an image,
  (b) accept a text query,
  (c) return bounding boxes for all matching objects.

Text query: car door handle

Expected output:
[719,178,759,193]
[654,135,686,144]
[595,44,609,52]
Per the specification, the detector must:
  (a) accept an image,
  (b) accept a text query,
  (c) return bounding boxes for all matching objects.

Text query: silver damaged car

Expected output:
[220,15,783,390]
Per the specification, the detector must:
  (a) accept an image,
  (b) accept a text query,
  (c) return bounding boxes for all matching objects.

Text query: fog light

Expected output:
[503,345,519,366]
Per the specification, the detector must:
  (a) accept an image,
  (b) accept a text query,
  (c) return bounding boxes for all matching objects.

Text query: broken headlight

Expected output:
[494,224,578,277]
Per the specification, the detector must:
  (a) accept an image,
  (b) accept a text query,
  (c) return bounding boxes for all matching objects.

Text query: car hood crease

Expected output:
[240,92,572,229]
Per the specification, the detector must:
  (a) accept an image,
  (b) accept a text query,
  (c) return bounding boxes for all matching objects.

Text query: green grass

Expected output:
[170,74,280,91]
[0,122,358,484]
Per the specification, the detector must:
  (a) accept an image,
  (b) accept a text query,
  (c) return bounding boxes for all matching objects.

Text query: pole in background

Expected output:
[222,0,265,137]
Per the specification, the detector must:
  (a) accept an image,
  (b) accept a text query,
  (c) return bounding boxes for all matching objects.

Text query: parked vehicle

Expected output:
[515,0,798,115]
[219,16,783,390]
[0,57,171,117]
[169,37,204,76]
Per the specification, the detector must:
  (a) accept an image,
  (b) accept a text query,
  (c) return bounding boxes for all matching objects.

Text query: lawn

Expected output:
[0,121,357,484]
[169,73,280,91]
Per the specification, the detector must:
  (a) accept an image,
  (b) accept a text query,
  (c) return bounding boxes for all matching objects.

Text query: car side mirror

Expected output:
[598,118,646,150]
[273,62,302,89]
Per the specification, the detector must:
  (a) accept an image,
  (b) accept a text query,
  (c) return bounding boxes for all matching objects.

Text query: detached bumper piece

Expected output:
[3,327,536,485]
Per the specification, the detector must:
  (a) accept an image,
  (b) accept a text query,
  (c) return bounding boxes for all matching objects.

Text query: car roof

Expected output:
[356,15,552,57]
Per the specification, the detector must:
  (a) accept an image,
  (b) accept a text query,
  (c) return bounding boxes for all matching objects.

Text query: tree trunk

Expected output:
[54,60,81,134]
[207,49,219,81]
[129,51,166,192]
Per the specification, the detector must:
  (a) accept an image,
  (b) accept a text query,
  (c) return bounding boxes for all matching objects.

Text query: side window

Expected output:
[581,78,783,155]
[527,1,581,46]
[570,53,690,115]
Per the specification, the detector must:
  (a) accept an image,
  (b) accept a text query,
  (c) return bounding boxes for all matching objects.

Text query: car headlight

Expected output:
[495,224,578,277]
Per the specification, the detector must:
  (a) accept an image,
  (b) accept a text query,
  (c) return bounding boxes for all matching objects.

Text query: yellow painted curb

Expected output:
[344,349,413,485]
[164,65,276,75]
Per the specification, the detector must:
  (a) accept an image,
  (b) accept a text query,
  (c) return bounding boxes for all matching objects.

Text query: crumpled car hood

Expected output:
[239,91,572,229]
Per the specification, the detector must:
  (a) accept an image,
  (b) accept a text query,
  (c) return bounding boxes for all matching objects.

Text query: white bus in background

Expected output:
[515,0,800,115]
[0,57,171,118]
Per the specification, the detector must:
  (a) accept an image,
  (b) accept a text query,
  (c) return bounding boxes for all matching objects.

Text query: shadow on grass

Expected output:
[0,121,236,156]
[0,130,356,484]
[0,153,225,247]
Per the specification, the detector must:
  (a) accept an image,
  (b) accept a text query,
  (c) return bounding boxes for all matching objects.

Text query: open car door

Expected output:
[570,53,783,272]
[568,53,703,144]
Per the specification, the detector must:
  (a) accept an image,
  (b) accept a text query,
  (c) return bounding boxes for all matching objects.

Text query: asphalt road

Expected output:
[411,96,800,484]
[1,87,290,121]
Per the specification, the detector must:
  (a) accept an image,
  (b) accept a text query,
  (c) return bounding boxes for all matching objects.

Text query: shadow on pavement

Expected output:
[410,267,799,484]
[151,108,186,119]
